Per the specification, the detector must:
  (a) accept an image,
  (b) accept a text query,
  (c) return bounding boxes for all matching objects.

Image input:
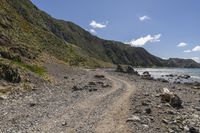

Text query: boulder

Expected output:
[160,93,171,103]
[170,94,183,109]
[143,71,150,75]
[126,65,139,75]
[160,88,183,109]
[141,71,153,80]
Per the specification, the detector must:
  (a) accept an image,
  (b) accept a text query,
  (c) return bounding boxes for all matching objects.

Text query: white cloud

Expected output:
[177,42,187,47]
[89,29,96,34]
[183,50,191,53]
[89,20,107,29]
[162,57,168,60]
[192,45,200,52]
[127,34,161,47]
[139,15,151,22]
[191,57,200,63]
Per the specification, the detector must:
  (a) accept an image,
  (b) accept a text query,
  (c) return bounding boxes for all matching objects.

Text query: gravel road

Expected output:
[0,61,135,133]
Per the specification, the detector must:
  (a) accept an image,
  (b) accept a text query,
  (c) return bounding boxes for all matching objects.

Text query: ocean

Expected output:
[135,68,200,83]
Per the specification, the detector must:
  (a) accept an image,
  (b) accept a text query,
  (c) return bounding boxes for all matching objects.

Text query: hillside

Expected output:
[0,0,200,69]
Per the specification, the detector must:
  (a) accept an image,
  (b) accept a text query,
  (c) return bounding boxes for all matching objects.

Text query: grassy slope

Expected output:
[0,0,112,69]
[1,0,200,68]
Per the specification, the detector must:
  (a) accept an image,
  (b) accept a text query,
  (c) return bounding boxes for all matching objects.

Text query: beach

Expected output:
[0,63,200,132]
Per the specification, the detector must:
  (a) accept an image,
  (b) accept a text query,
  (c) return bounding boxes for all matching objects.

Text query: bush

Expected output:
[0,64,21,83]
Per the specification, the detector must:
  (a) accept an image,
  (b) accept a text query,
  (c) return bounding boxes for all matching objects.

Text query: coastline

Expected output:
[0,66,200,132]
[108,70,200,132]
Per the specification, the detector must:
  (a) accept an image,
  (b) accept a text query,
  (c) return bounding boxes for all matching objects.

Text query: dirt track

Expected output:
[29,70,135,133]
[0,61,135,133]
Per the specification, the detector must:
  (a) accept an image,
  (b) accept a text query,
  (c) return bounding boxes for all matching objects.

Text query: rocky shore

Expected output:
[110,65,200,133]
[0,63,200,132]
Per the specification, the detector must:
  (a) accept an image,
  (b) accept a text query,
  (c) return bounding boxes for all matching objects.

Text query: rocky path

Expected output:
[29,70,135,133]
[0,60,135,133]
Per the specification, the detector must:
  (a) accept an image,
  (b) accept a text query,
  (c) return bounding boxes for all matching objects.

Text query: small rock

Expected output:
[0,94,8,100]
[145,108,152,114]
[162,119,169,124]
[193,86,200,90]
[102,83,110,88]
[167,110,176,115]
[195,107,200,111]
[29,103,36,107]
[184,126,189,132]
[89,88,98,92]
[126,115,140,122]
[62,122,67,126]
[142,124,149,128]
[72,86,83,91]
[189,127,199,133]
[141,101,149,106]
[94,75,105,79]
[88,81,96,85]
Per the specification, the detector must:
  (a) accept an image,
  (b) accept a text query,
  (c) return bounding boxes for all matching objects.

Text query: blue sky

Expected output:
[31,0,200,62]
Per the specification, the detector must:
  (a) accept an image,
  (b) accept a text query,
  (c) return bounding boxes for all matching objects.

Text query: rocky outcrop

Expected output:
[160,88,183,109]
[126,66,139,75]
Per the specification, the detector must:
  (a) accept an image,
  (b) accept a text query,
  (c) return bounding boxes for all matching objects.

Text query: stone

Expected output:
[162,119,169,124]
[94,74,105,79]
[193,86,200,90]
[88,81,96,86]
[61,122,67,126]
[126,66,139,75]
[195,107,200,111]
[145,108,152,114]
[29,103,36,107]
[160,88,183,109]
[64,76,68,79]
[89,88,98,92]
[143,71,150,75]
[126,115,140,122]
[141,101,149,106]
[167,110,176,115]
[141,71,153,80]
[157,78,169,83]
[72,86,83,91]
[142,124,149,128]
[160,93,171,103]
[170,94,183,109]
[189,127,199,133]
[0,94,8,100]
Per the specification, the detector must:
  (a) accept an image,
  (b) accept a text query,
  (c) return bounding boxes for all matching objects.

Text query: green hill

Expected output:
[1,0,200,71]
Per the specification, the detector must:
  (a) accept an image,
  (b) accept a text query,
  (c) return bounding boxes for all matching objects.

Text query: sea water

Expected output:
[135,68,200,83]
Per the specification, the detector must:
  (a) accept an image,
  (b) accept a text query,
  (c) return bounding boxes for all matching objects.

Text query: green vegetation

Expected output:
[0,0,199,69]
[12,60,46,76]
